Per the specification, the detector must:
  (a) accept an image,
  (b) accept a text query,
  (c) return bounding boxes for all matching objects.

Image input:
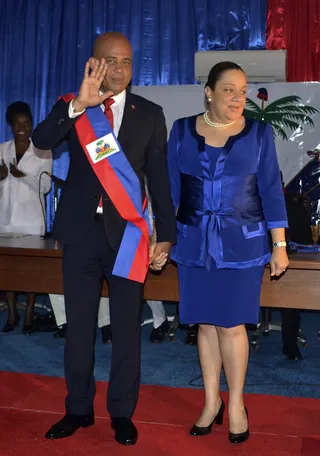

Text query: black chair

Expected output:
[250,308,307,350]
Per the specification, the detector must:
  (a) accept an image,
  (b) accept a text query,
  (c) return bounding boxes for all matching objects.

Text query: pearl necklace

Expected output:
[203,111,237,128]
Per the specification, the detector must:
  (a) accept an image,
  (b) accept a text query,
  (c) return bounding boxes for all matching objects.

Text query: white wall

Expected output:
[131,83,320,185]
[132,84,205,134]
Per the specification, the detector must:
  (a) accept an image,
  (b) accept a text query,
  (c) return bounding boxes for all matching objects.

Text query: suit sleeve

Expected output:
[167,120,181,214]
[257,123,288,229]
[32,98,78,150]
[145,107,176,243]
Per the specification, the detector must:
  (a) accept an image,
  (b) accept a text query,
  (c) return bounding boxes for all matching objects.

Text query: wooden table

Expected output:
[0,236,319,310]
[261,252,320,311]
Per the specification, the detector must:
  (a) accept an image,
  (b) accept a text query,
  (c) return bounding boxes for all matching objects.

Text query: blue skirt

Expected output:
[178,260,265,328]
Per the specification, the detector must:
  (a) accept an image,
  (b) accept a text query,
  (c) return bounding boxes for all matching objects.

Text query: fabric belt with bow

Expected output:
[177,206,234,269]
[202,207,234,268]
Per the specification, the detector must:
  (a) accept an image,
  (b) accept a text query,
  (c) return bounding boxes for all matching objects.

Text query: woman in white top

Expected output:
[0,101,52,333]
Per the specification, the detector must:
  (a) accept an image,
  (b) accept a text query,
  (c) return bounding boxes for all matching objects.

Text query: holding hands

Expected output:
[149,242,171,271]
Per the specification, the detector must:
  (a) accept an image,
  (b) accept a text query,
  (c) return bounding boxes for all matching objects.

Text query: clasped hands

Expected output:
[149,241,171,271]
[0,159,24,181]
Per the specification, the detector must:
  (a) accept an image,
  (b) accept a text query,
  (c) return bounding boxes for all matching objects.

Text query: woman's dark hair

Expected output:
[6,101,33,126]
[205,61,245,91]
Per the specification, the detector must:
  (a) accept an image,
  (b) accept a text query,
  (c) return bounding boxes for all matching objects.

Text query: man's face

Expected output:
[94,38,132,95]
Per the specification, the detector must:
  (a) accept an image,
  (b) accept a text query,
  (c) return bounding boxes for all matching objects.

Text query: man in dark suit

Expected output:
[32,32,176,445]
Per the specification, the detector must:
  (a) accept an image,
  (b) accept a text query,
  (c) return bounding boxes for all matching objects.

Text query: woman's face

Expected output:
[205,69,247,123]
[11,114,32,141]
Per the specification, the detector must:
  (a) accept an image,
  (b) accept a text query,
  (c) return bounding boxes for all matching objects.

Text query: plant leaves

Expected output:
[245,98,262,113]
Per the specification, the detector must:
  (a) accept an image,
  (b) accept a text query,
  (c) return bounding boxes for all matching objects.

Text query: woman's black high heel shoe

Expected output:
[23,310,36,335]
[23,325,34,335]
[228,407,249,444]
[190,399,225,436]
[1,313,21,333]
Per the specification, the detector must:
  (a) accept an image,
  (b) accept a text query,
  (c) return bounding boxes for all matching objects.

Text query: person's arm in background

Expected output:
[15,149,52,194]
[257,123,289,276]
[0,144,9,185]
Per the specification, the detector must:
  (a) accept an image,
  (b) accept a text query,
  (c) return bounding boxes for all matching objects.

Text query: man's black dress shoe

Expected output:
[45,414,94,439]
[149,319,169,343]
[283,344,303,360]
[185,325,198,345]
[101,324,112,344]
[53,324,67,339]
[23,324,34,335]
[111,417,138,445]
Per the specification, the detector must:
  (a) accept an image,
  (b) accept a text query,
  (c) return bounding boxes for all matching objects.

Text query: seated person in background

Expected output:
[50,294,168,343]
[281,172,312,360]
[185,324,199,345]
[0,101,52,333]
[49,294,113,342]
[147,300,169,342]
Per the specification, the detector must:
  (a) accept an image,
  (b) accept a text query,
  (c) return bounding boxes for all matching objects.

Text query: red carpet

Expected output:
[0,371,319,455]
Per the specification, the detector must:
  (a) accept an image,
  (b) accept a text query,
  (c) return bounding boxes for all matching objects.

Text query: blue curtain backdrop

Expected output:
[0,0,266,230]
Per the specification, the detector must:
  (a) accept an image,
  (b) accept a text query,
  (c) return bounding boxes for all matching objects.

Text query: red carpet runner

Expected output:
[0,371,319,455]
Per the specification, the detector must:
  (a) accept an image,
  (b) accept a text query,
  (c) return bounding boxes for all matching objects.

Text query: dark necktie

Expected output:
[103,98,115,129]
[98,98,115,209]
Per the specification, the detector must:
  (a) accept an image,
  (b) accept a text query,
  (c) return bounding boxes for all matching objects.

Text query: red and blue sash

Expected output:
[62,93,151,283]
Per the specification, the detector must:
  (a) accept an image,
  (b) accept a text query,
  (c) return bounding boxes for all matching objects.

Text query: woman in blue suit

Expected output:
[167,62,289,444]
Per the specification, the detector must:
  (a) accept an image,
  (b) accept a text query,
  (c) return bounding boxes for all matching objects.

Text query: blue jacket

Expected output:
[167,116,288,269]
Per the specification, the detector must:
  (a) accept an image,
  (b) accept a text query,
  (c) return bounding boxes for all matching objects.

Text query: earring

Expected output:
[207,97,212,102]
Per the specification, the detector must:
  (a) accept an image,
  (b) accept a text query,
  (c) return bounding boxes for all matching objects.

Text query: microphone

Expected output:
[39,171,51,239]
[40,172,66,238]
[45,171,66,189]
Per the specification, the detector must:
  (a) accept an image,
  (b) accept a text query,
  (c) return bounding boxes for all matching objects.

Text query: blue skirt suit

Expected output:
[167,117,288,328]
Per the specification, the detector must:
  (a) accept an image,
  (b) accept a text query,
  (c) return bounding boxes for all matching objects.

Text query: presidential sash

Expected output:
[62,93,151,283]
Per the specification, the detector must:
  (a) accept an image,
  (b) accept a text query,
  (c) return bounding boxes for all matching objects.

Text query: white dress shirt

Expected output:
[68,90,126,212]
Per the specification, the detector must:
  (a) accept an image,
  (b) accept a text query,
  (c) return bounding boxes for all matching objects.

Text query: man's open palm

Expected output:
[74,58,113,111]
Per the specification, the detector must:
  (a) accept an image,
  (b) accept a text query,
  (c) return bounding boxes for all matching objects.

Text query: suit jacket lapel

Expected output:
[117,92,136,147]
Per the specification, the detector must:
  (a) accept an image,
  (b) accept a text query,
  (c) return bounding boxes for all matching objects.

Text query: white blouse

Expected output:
[0,140,52,235]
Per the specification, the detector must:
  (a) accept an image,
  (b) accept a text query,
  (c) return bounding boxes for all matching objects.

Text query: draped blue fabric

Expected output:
[0,0,266,230]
